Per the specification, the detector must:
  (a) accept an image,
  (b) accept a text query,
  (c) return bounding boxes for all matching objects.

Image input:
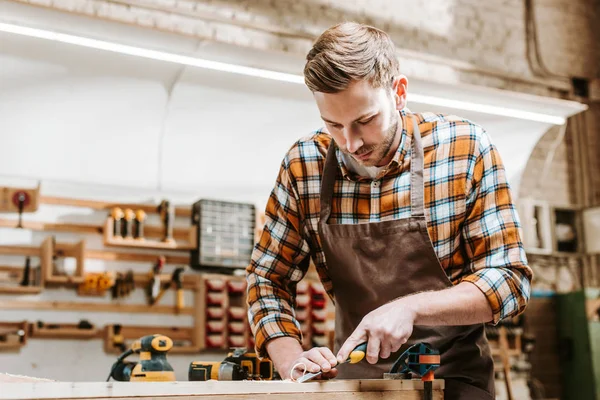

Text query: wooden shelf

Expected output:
[44,276,85,285]
[0,286,43,295]
[30,323,101,340]
[0,300,194,315]
[0,321,28,351]
[40,196,192,217]
[103,218,196,251]
[0,218,193,241]
[85,249,188,265]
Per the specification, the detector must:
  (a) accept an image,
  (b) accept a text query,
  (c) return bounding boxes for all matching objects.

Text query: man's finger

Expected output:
[321,368,339,380]
[336,330,367,363]
[306,348,333,372]
[366,336,381,364]
[316,347,338,367]
[379,341,392,359]
[291,357,320,377]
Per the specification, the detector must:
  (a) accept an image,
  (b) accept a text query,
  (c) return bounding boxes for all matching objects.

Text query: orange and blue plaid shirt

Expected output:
[246,110,532,357]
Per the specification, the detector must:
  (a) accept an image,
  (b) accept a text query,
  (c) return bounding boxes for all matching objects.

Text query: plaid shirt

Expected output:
[246,110,532,357]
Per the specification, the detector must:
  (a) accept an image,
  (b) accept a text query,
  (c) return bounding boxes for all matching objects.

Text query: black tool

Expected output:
[111,207,124,238]
[134,210,146,240]
[122,209,135,239]
[19,257,30,286]
[157,200,174,243]
[12,191,29,228]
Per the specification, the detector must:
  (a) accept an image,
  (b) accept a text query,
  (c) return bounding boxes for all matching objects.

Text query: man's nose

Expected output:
[344,128,363,154]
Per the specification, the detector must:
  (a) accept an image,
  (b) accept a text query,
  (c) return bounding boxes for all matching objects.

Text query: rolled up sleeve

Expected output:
[246,155,311,357]
[460,131,533,324]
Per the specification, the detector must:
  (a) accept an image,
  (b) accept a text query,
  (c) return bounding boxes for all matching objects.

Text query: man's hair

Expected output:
[304,22,400,93]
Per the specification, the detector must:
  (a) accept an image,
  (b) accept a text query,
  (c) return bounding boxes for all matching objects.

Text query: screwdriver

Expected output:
[296,342,367,383]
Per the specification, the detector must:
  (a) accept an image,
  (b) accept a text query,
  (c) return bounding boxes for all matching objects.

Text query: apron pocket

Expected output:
[444,379,495,400]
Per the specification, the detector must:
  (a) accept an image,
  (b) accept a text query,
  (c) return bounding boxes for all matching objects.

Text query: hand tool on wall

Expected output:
[296,342,367,383]
[134,210,146,240]
[145,256,165,304]
[107,334,175,382]
[0,184,39,213]
[111,207,124,238]
[189,348,276,381]
[19,257,31,286]
[385,342,441,400]
[157,200,174,243]
[78,272,115,296]
[13,191,30,228]
[151,267,186,312]
[122,208,135,239]
[112,270,134,299]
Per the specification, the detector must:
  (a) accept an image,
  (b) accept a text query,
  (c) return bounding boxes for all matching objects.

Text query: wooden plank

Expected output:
[0,265,23,273]
[40,196,191,217]
[0,380,444,399]
[0,286,43,295]
[40,237,53,287]
[85,250,188,265]
[0,300,194,315]
[30,325,101,340]
[0,245,40,257]
[0,218,192,241]
[0,219,102,235]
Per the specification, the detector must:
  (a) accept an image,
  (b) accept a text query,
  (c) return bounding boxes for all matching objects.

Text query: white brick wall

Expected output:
[11,0,599,88]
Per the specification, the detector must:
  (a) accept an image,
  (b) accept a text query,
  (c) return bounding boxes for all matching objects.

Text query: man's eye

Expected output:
[358,116,375,125]
[329,123,343,130]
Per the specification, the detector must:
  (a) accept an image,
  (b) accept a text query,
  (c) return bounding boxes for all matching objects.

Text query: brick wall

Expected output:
[12,0,599,95]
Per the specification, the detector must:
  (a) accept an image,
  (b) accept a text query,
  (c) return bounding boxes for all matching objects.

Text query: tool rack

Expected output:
[0,188,333,355]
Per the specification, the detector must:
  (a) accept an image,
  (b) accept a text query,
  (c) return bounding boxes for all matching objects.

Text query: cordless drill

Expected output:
[107,334,176,382]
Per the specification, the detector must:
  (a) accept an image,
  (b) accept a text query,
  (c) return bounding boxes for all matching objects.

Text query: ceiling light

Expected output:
[0,22,573,125]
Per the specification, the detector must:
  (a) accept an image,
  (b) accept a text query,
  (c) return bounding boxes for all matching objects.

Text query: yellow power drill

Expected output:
[107,334,176,382]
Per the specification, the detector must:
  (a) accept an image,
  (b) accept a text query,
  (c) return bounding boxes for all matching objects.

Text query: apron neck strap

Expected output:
[320,115,425,221]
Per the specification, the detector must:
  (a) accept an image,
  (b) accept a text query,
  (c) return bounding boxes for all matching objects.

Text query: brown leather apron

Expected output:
[317,116,495,399]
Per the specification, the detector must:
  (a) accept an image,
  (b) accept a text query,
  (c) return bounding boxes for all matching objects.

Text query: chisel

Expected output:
[296,342,367,383]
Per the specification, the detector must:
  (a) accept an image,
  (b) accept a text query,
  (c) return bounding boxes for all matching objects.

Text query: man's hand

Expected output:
[287,347,339,381]
[336,283,493,366]
[336,299,415,365]
[265,337,338,380]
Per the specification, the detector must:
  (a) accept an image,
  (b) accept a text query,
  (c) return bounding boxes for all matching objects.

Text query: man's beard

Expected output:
[348,113,399,167]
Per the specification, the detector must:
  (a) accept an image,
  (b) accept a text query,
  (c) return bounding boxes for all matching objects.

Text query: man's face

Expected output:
[314,78,407,167]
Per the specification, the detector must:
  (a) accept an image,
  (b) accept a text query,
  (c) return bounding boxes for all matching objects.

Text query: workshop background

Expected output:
[0,0,599,399]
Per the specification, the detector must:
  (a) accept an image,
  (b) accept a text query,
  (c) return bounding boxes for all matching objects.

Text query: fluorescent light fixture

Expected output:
[0,22,569,125]
[408,93,566,125]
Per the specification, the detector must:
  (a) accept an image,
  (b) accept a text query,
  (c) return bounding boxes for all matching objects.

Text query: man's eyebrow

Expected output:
[320,111,378,125]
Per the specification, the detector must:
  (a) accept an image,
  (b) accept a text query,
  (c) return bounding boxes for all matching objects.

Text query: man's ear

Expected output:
[392,75,408,110]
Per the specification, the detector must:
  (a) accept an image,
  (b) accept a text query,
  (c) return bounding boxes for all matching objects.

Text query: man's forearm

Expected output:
[405,282,493,326]
[265,336,305,379]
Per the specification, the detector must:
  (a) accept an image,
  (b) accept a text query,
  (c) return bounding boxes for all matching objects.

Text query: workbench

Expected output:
[0,379,444,399]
